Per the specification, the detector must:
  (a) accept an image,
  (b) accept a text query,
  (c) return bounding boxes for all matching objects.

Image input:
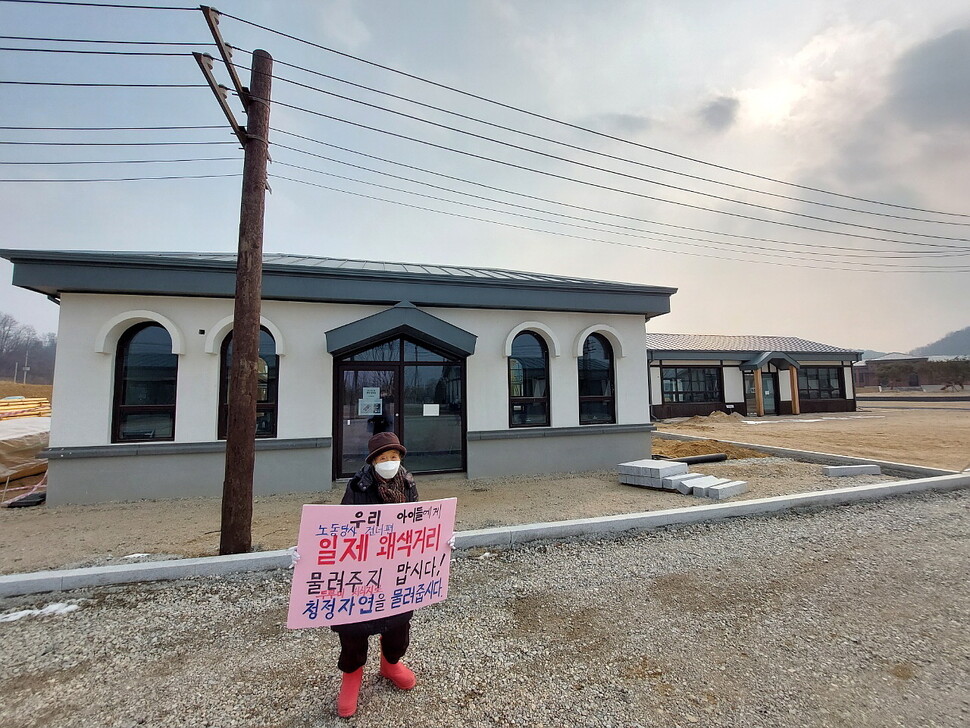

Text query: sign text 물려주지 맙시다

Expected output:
[286,498,457,629]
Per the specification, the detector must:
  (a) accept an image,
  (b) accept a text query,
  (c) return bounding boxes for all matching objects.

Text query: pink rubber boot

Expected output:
[380,653,417,690]
[336,667,364,718]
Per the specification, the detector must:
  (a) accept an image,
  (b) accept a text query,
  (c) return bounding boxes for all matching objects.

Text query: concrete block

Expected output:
[823,464,881,477]
[674,479,698,495]
[706,481,748,500]
[619,474,664,489]
[688,476,731,498]
[618,459,688,478]
[661,472,706,491]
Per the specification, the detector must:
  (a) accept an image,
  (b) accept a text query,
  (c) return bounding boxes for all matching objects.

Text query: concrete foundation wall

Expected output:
[466,425,653,479]
[45,441,333,505]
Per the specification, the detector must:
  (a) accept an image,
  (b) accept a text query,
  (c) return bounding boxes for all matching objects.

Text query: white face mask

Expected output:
[374,460,401,479]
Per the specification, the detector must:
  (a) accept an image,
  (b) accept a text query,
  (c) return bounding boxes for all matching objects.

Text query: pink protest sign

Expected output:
[286,498,457,629]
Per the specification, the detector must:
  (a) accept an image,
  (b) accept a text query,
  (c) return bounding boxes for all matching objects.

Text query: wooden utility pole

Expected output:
[219,49,273,555]
[195,7,273,554]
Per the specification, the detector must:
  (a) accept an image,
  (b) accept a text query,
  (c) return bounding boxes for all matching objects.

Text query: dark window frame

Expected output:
[508,331,550,428]
[660,366,724,404]
[218,327,280,439]
[578,333,616,425]
[111,322,178,443]
[798,366,844,400]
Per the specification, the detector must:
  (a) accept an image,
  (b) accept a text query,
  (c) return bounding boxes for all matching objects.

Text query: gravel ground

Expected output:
[2,488,969,728]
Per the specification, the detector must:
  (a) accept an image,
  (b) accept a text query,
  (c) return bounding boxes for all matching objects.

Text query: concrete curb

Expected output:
[0,551,292,599]
[453,472,970,548]
[3,471,968,600]
[654,432,956,479]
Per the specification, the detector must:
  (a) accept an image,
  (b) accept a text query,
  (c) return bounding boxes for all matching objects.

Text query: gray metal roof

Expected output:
[645,333,860,355]
[1,249,676,317]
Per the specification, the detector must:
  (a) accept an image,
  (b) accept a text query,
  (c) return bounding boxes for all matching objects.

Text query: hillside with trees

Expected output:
[0,312,56,385]
[911,326,970,356]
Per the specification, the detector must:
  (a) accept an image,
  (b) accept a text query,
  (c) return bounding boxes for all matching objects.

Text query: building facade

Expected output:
[3,250,675,504]
[646,334,861,420]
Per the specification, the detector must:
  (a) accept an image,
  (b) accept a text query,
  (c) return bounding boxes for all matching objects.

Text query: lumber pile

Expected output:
[0,397,52,420]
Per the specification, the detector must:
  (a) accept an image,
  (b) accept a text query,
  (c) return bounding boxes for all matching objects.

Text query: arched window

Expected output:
[112,322,178,442]
[509,331,549,427]
[578,333,615,424]
[219,328,279,438]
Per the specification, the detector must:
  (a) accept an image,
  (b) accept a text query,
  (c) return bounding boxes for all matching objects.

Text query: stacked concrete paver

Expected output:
[617,458,748,500]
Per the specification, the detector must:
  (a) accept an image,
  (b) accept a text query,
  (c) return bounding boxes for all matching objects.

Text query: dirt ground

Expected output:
[1,399,966,576]
[661,400,970,471]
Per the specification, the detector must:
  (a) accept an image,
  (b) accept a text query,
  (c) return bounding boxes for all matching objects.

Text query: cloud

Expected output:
[884,27,970,129]
[698,96,740,131]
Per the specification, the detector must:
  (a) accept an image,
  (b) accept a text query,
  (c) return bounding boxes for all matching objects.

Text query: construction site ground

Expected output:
[2,399,967,576]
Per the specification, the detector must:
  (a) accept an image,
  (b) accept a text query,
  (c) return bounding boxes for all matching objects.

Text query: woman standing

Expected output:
[332,431,419,718]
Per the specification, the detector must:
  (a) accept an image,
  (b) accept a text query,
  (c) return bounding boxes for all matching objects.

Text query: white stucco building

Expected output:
[3,250,676,504]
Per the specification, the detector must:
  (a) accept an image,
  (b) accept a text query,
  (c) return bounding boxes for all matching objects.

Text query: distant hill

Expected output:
[910,326,970,356]
[860,349,887,360]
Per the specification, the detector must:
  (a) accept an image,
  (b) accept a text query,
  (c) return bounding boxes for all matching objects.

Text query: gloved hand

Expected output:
[287,546,300,569]
[447,536,456,550]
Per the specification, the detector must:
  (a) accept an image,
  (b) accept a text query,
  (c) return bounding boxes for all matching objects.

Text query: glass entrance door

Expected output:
[762,373,778,415]
[334,337,465,478]
[338,368,397,477]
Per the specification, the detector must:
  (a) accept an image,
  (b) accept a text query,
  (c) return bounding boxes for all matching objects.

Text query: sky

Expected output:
[1,0,969,353]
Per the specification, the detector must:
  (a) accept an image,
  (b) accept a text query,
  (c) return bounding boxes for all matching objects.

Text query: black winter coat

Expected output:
[340,464,419,506]
[331,463,419,637]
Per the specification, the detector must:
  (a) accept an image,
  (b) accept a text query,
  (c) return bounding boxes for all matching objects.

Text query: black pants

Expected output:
[335,612,412,673]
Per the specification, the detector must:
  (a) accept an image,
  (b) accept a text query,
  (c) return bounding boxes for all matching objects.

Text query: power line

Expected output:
[0,81,206,87]
[263,96,970,245]
[0,35,211,45]
[272,160,963,264]
[0,125,226,130]
[268,174,970,275]
[269,141,962,257]
[0,173,240,181]
[0,46,188,56]
[264,73,970,231]
[244,52,970,225]
[0,140,237,146]
[1,157,238,164]
[270,128,964,254]
[219,10,968,218]
[0,1,195,9]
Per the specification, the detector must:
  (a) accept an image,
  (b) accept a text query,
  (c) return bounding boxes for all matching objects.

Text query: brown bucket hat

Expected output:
[366,431,406,462]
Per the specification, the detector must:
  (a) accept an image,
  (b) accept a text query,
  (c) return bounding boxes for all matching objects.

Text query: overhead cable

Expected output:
[269,141,962,257]
[0,81,205,87]
[262,74,969,231]
[262,96,970,245]
[0,1,195,9]
[1,157,238,164]
[270,128,962,254]
[218,10,968,218]
[0,125,226,130]
[0,140,237,146]
[0,173,240,181]
[272,160,963,263]
[268,174,970,275]
[0,35,211,45]
[235,52,969,225]
[0,46,189,56]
